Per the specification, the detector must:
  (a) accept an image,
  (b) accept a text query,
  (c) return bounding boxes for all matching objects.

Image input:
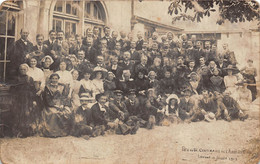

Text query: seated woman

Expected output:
[40,73,72,137]
[134,69,149,104]
[41,55,54,84]
[209,69,225,93]
[103,72,117,100]
[55,61,73,87]
[235,81,252,112]
[27,57,45,95]
[70,70,81,110]
[10,64,37,137]
[165,94,180,123]
[79,69,94,97]
[91,67,107,98]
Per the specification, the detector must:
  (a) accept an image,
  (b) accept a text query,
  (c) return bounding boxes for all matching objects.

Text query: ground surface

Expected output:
[0,105,259,164]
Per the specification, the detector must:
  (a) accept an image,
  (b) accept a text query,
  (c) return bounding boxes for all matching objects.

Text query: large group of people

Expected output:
[4,26,258,138]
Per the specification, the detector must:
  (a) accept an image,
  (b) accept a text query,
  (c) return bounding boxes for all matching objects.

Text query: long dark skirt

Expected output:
[39,107,72,137]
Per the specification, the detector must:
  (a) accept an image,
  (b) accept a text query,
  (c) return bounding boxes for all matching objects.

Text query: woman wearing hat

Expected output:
[91,66,107,98]
[10,63,37,137]
[40,73,72,137]
[79,69,94,97]
[223,65,239,97]
[165,94,180,123]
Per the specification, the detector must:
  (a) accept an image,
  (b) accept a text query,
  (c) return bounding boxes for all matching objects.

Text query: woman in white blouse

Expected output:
[223,65,239,98]
[79,69,94,97]
[55,61,73,86]
[91,67,107,98]
[70,70,81,109]
[27,57,45,95]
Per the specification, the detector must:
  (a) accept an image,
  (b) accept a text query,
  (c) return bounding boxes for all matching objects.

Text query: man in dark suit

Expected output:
[107,31,118,51]
[102,26,111,47]
[136,31,144,51]
[91,94,114,128]
[119,31,128,52]
[178,88,199,122]
[74,34,87,54]
[9,28,34,77]
[71,93,94,137]
[109,90,140,134]
[118,52,135,75]
[31,34,49,67]
[107,56,123,79]
[43,30,56,52]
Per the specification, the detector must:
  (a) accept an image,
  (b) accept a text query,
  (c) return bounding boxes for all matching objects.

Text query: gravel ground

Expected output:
[0,100,259,164]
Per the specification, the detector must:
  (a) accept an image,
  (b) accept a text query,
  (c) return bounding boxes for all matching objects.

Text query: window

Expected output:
[65,21,76,38]
[53,1,106,38]
[54,1,79,16]
[53,19,62,32]
[0,1,20,82]
[84,2,105,22]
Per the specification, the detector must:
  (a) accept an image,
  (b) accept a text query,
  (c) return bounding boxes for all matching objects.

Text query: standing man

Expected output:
[9,28,34,76]
[31,34,48,67]
[102,26,111,47]
[136,31,144,51]
[43,30,56,53]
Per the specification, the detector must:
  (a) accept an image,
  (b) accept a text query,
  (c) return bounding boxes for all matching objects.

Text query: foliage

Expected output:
[167,0,260,25]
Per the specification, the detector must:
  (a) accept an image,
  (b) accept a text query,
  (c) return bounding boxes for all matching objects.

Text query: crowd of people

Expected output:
[4,26,258,138]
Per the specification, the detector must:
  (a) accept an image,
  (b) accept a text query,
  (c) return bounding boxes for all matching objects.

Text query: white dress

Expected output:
[55,70,73,86]
[91,79,104,98]
[27,67,45,90]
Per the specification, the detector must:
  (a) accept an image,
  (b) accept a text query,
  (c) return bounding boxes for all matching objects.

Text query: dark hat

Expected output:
[128,89,136,95]
[50,73,60,79]
[224,65,240,74]
[182,87,192,93]
[114,90,123,95]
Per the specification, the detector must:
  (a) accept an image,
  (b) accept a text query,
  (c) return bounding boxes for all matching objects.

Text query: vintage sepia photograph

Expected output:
[0,0,259,163]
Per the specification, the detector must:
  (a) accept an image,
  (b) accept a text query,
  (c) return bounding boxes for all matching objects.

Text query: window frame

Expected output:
[0,4,19,82]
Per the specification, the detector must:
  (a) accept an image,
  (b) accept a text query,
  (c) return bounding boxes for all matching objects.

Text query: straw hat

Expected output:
[166,94,180,105]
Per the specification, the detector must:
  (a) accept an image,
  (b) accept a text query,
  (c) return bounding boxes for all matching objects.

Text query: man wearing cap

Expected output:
[109,90,129,122]
[109,90,140,134]
[71,93,94,138]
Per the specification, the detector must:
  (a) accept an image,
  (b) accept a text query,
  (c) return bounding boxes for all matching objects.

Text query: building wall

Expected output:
[104,1,132,33]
